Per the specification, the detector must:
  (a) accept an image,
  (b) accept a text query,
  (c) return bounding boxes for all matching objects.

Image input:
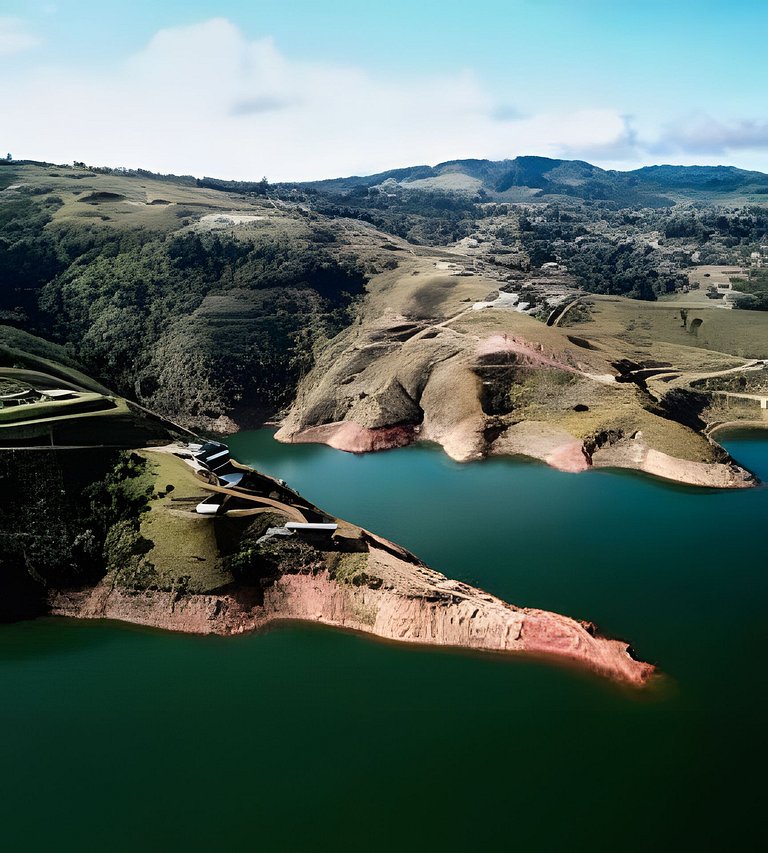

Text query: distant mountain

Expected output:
[627,164,768,193]
[299,156,768,205]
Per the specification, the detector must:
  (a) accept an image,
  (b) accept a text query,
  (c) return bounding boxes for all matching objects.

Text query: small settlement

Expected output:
[185,440,337,535]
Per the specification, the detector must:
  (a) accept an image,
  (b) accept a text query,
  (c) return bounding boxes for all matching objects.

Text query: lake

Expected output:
[1,430,767,851]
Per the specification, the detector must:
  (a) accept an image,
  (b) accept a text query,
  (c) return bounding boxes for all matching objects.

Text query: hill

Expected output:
[300,156,768,205]
[2,155,768,468]
[0,159,380,430]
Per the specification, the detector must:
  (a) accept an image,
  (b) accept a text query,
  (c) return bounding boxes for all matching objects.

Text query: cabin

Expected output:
[41,389,79,401]
[0,389,40,408]
[188,441,337,535]
[190,440,244,486]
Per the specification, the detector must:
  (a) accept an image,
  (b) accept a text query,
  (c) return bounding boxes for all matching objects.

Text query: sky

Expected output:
[1,0,767,181]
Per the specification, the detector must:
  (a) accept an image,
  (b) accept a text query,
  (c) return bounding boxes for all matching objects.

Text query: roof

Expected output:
[0,389,37,400]
[42,389,79,399]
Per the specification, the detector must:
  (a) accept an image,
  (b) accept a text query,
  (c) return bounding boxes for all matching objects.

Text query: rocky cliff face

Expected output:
[50,538,654,687]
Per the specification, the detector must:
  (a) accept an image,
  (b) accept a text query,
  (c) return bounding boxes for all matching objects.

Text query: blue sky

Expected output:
[2,0,768,179]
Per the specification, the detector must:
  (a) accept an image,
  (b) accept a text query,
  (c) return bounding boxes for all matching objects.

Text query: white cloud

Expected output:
[0,16,41,56]
[652,115,768,156]
[0,18,647,180]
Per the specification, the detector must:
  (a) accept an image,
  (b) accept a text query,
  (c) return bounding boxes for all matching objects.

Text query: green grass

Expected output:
[580,296,768,359]
[0,326,111,393]
[331,552,371,585]
[136,450,232,593]
[0,392,113,423]
[6,162,288,236]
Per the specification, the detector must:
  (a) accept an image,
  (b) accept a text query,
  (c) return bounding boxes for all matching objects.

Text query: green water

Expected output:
[2,431,767,851]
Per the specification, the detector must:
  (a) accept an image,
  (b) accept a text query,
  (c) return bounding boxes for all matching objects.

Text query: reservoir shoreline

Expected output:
[276,419,758,489]
[4,429,768,851]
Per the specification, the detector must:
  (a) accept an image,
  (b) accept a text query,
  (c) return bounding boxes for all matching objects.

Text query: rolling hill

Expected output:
[300,156,768,205]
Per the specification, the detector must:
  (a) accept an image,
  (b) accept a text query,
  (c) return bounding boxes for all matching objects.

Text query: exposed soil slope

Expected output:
[277,273,762,488]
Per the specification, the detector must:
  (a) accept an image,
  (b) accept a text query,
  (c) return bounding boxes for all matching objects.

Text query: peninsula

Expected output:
[0,357,652,685]
[5,153,768,683]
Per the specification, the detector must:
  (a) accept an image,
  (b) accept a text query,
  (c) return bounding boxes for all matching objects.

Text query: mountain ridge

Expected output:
[298,155,768,204]
[7,155,768,203]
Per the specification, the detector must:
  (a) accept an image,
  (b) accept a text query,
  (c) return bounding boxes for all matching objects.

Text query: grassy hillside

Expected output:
[3,155,768,615]
[2,156,768,437]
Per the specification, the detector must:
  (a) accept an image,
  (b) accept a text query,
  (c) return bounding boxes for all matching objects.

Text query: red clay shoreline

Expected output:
[277,419,756,488]
[49,562,655,687]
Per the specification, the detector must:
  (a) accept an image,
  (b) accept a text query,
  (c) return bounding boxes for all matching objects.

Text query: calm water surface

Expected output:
[2,430,767,851]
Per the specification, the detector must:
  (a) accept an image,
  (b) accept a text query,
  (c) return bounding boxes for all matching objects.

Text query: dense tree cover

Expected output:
[0,195,65,320]
[42,230,365,423]
[517,208,686,299]
[0,450,153,616]
[306,182,768,295]
[0,189,366,426]
[730,270,768,311]
[197,176,270,195]
[309,186,481,245]
[662,207,768,247]
[562,240,686,300]
[508,202,768,298]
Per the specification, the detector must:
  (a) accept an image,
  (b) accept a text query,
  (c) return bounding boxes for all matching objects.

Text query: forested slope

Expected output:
[0,161,369,428]
[3,156,768,436]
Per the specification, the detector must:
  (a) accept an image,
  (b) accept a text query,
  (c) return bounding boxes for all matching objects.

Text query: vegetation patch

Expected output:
[0,449,155,612]
[329,553,372,586]
[224,512,325,584]
[348,596,378,626]
[476,355,576,416]
[729,270,768,310]
[693,366,768,394]
[78,192,126,204]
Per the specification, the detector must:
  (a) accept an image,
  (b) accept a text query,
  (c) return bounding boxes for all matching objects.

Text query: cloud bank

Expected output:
[0,18,638,180]
[3,18,768,179]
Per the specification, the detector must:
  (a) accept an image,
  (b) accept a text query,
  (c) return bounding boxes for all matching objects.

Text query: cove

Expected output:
[1,430,767,851]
